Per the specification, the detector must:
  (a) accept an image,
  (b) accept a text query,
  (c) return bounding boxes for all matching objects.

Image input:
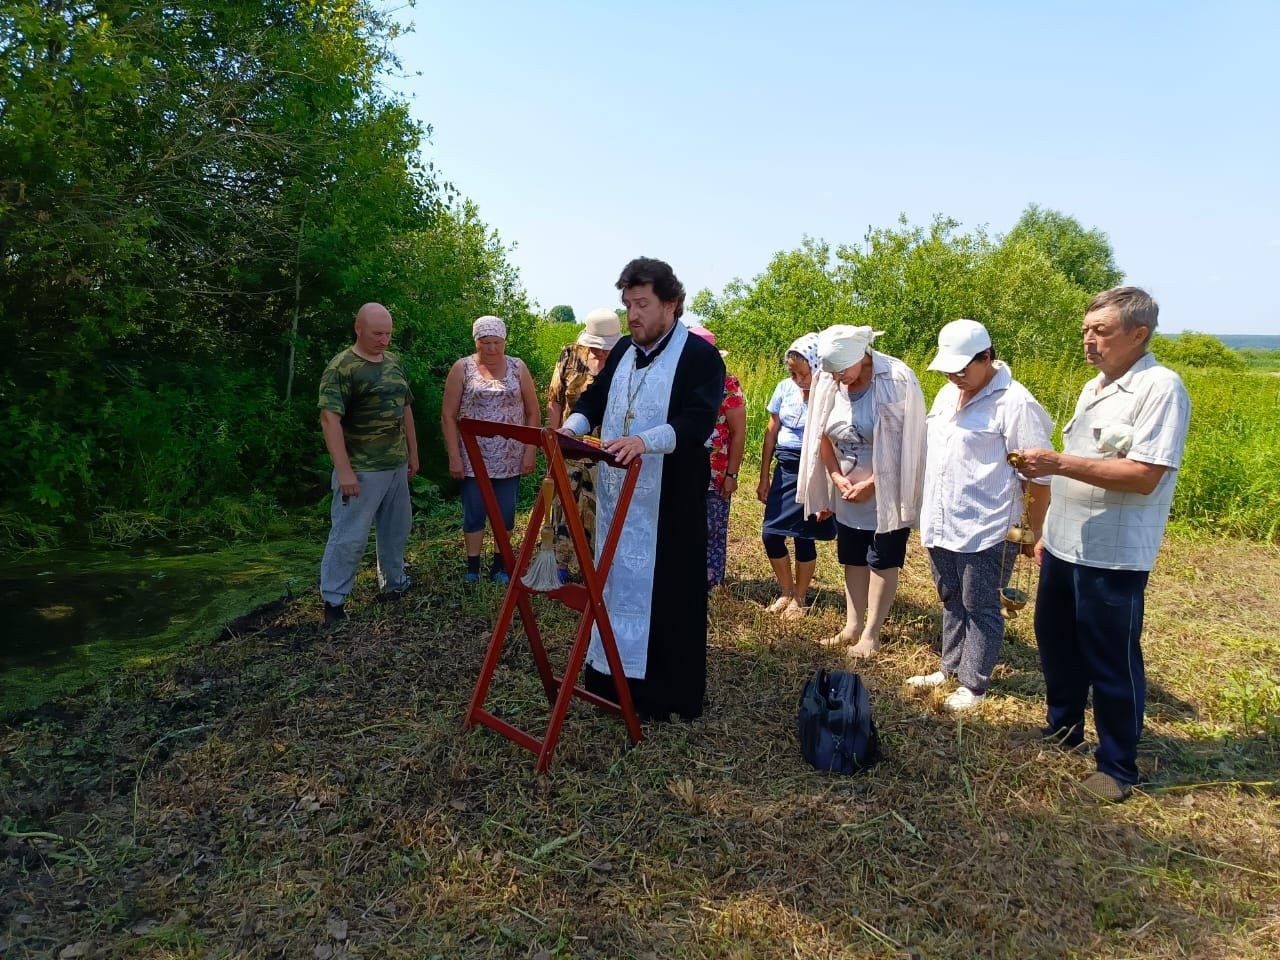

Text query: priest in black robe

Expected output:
[561,257,725,721]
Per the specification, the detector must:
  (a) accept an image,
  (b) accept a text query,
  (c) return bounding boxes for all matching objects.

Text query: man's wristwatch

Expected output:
[725,471,737,480]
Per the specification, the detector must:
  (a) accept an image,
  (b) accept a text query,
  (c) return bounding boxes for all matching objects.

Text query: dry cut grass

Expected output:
[2,496,1279,959]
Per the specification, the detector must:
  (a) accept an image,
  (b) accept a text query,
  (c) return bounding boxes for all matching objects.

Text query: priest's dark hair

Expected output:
[616,257,686,320]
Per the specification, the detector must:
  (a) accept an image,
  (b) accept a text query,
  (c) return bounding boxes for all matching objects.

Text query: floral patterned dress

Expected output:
[459,355,527,478]
[706,373,745,587]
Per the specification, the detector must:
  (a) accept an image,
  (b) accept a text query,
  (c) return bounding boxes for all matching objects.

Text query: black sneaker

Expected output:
[323,602,346,626]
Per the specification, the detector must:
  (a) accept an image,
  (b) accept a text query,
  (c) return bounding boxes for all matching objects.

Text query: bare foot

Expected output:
[819,630,856,647]
[780,600,808,620]
[846,637,881,659]
[766,595,793,614]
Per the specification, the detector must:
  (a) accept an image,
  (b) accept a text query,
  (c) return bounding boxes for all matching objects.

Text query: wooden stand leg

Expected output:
[458,419,645,771]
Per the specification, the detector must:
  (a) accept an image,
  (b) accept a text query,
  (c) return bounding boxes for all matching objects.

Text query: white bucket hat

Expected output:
[928,319,992,373]
[576,307,622,350]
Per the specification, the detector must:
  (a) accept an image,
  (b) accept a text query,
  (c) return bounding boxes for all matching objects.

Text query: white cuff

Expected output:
[638,424,676,454]
[562,413,590,437]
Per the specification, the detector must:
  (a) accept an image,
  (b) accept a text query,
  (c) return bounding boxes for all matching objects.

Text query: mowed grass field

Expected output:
[3,488,1278,959]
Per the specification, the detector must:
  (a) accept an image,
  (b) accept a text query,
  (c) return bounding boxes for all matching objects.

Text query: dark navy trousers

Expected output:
[1034,550,1149,785]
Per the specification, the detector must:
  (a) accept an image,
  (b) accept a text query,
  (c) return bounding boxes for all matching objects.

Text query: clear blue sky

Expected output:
[392,1,1279,334]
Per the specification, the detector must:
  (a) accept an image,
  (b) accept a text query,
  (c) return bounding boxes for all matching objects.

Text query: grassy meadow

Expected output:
[2,493,1277,958]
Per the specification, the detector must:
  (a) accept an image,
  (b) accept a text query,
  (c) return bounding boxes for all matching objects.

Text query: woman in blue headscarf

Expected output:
[756,333,837,618]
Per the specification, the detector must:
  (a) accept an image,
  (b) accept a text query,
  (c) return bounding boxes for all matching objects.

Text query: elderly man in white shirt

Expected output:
[908,320,1053,712]
[1017,287,1191,803]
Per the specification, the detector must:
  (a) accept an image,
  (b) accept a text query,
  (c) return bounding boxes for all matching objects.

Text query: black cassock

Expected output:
[569,325,725,720]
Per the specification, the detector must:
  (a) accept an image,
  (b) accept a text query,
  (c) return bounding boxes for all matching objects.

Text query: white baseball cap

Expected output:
[927,319,992,373]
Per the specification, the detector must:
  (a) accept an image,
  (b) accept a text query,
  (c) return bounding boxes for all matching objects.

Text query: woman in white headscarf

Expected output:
[797,325,926,657]
[441,315,541,584]
[757,333,836,617]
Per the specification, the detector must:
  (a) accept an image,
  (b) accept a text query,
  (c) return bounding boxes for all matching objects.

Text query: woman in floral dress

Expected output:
[688,325,745,590]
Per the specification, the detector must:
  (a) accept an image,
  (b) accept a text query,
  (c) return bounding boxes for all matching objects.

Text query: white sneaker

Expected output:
[943,687,986,712]
[905,671,947,689]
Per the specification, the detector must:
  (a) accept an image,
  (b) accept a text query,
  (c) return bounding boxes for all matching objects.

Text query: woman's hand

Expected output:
[448,455,464,480]
[756,477,770,504]
[722,474,738,498]
[848,477,875,503]
[521,449,537,475]
[832,474,856,501]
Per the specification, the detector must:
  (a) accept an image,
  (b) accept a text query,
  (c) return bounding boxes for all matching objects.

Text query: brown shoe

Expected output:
[1081,771,1133,803]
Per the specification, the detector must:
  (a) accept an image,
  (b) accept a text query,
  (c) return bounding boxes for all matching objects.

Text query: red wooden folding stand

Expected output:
[459,418,644,773]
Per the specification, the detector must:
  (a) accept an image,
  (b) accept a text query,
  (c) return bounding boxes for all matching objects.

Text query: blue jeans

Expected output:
[1034,550,1149,785]
[320,466,411,605]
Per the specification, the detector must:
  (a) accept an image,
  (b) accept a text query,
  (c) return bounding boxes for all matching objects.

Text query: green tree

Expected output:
[1004,204,1123,293]
[699,214,1096,368]
[547,304,576,324]
[712,237,859,358]
[1151,333,1246,371]
[0,0,537,534]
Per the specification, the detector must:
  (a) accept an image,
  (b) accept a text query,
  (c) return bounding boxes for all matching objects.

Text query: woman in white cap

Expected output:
[757,333,836,618]
[908,319,1052,711]
[545,308,622,580]
[798,325,926,657]
[441,315,541,583]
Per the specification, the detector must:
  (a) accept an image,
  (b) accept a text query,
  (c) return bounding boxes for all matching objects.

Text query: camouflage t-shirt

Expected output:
[318,347,415,472]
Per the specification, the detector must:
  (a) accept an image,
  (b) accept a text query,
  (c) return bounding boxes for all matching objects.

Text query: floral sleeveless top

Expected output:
[459,355,526,478]
[707,373,745,493]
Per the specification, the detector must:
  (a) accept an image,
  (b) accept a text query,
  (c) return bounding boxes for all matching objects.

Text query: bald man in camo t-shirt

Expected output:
[318,303,418,625]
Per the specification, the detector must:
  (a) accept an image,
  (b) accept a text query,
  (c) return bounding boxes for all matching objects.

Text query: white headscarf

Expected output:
[472,315,507,340]
[818,325,882,373]
[785,333,820,374]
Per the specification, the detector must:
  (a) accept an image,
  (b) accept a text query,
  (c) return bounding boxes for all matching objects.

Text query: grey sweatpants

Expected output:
[320,466,411,605]
[927,541,1018,694]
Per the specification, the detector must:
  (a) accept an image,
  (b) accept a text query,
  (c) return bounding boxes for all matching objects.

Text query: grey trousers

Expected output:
[320,466,411,605]
[927,541,1018,694]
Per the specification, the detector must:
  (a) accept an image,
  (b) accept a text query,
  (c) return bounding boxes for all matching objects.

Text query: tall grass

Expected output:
[730,354,1280,542]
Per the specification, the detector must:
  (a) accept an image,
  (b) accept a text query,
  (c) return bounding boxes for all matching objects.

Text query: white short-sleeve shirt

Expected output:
[921,363,1053,553]
[1042,352,1191,572]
